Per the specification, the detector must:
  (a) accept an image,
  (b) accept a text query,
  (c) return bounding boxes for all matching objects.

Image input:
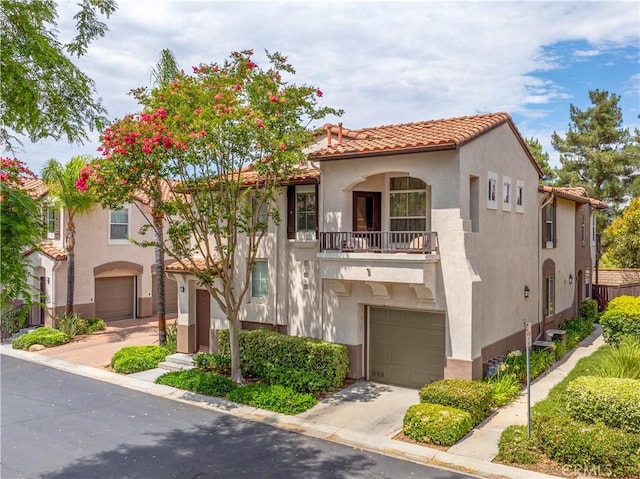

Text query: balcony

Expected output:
[319,231,439,254]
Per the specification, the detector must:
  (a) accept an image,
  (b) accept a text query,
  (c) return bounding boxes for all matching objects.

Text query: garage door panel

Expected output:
[369,307,445,388]
[95,277,134,322]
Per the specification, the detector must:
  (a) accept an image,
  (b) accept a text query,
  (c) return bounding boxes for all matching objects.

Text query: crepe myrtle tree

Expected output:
[78,50,341,383]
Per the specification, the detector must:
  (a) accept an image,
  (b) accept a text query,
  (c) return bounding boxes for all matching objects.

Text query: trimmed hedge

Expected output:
[565,376,640,433]
[419,379,493,425]
[600,295,640,345]
[579,298,599,324]
[193,353,231,375]
[226,383,317,415]
[403,403,473,446]
[12,327,70,349]
[156,370,237,397]
[496,425,540,464]
[110,345,171,373]
[533,412,640,477]
[217,329,348,394]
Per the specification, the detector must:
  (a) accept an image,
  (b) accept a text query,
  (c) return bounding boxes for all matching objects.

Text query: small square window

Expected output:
[487,172,497,210]
[251,260,268,299]
[502,176,511,211]
[516,180,524,213]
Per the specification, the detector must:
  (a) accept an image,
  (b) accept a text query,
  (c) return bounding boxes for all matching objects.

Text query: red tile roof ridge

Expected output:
[30,241,67,260]
[538,185,607,209]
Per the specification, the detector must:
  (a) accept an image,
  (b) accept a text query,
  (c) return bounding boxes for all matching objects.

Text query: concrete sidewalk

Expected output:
[448,324,605,461]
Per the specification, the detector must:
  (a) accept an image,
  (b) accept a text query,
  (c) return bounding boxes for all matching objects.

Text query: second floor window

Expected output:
[543,201,556,248]
[287,184,317,240]
[45,206,59,239]
[389,176,426,231]
[110,208,129,241]
[251,260,268,299]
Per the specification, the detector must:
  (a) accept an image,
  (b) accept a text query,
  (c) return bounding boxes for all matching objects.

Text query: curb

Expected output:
[1,344,562,479]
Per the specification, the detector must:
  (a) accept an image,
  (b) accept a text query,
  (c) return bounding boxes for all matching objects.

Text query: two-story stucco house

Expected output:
[168,113,604,388]
[23,179,177,326]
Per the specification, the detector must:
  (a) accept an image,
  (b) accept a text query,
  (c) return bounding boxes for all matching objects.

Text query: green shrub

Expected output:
[565,376,640,433]
[155,370,237,396]
[419,379,493,425]
[163,320,178,353]
[533,412,640,477]
[591,337,640,379]
[485,373,522,407]
[217,329,348,394]
[11,327,70,349]
[403,403,473,446]
[600,296,640,345]
[193,353,232,375]
[500,349,554,383]
[81,317,106,334]
[554,340,566,360]
[226,383,317,415]
[561,316,594,349]
[55,312,83,338]
[579,298,599,323]
[496,425,540,464]
[110,345,170,374]
[264,367,331,396]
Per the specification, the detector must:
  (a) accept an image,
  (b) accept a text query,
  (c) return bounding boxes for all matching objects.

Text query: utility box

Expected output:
[545,329,567,346]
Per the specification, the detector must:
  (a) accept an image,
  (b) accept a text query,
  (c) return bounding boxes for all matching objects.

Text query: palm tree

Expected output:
[41,155,97,314]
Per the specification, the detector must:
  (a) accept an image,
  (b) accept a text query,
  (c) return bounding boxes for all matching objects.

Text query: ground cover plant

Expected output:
[156,370,237,397]
[226,383,317,415]
[110,345,173,374]
[11,327,70,349]
[55,312,106,338]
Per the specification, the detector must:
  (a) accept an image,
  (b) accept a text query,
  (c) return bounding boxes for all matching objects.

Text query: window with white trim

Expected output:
[515,180,524,213]
[389,176,427,231]
[46,206,57,239]
[544,275,555,317]
[296,185,316,240]
[502,176,511,211]
[251,260,268,299]
[543,201,555,248]
[109,208,129,242]
[487,172,497,210]
[252,196,269,230]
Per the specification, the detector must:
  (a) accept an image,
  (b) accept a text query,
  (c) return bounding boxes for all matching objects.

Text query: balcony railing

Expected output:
[319,231,438,254]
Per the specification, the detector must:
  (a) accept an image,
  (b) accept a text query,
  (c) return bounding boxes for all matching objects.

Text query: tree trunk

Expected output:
[65,220,75,315]
[153,213,166,345]
[228,316,244,384]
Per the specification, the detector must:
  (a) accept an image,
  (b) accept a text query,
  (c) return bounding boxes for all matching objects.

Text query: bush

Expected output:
[419,379,493,425]
[561,316,594,350]
[554,340,566,360]
[533,412,640,477]
[485,373,521,407]
[499,349,554,383]
[164,320,177,353]
[217,329,348,394]
[155,370,236,397]
[600,296,640,345]
[496,425,540,464]
[226,383,317,415]
[565,376,640,433]
[403,403,473,446]
[110,345,170,374]
[193,353,231,375]
[55,312,83,338]
[591,337,640,379]
[264,367,331,396]
[81,317,106,334]
[12,327,70,349]
[579,298,599,323]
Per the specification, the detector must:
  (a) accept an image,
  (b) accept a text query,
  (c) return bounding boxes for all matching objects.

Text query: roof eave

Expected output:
[310,143,458,161]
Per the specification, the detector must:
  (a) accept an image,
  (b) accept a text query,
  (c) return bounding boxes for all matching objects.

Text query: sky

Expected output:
[12,0,640,174]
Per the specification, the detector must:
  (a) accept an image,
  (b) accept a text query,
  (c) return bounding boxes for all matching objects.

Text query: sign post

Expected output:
[524,321,532,437]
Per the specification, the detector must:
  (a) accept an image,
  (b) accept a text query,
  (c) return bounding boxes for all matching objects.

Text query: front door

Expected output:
[353,191,381,249]
[195,289,210,352]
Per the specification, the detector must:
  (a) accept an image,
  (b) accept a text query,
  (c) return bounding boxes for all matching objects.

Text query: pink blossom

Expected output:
[224,107,232,114]
[194,109,203,116]
[214,93,222,100]
[121,179,128,185]
[233,83,241,91]
[316,89,323,97]
[270,95,278,103]
[142,145,152,154]
[198,130,206,138]
[279,143,286,151]
[246,60,257,69]
[213,66,220,72]
[192,66,200,73]
[255,119,265,129]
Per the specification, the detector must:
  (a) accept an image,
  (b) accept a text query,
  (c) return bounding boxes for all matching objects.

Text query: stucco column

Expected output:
[172,274,196,353]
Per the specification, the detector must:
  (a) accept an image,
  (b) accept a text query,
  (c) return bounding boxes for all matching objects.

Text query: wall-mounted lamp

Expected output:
[179,286,185,293]
[524,285,530,299]
[568,274,573,284]
[47,277,50,284]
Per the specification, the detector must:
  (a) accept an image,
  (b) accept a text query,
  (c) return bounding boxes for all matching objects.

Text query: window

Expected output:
[544,275,555,317]
[515,180,524,213]
[543,201,556,248]
[487,172,497,210]
[45,206,58,239]
[252,196,268,230]
[110,208,129,241]
[251,260,268,299]
[502,176,511,211]
[287,184,317,240]
[389,176,427,231]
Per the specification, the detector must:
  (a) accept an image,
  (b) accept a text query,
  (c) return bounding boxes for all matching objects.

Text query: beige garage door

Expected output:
[95,277,134,322]
[369,307,445,388]
[152,274,178,315]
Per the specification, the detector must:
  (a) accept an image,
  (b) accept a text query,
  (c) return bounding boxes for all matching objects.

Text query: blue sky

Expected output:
[11,1,640,174]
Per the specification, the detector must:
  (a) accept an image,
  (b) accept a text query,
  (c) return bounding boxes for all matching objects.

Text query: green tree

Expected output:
[81,50,341,383]
[0,158,42,312]
[604,198,640,268]
[525,137,556,184]
[0,0,116,149]
[552,89,636,206]
[41,156,97,314]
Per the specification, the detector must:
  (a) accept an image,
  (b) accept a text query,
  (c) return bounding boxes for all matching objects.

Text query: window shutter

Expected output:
[287,185,295,240]
[552,200,557,247]
[54,209,61,240]
[314,183,319,240]
[541,207,546,248]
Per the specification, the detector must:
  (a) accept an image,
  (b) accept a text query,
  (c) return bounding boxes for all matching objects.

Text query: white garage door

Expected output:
[95,276,134,322]
[369,307,445,388]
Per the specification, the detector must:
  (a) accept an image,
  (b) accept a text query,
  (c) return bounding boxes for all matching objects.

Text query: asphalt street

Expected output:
[1,356,477,479]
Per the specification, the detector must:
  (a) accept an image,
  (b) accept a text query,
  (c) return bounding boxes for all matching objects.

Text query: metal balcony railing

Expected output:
[319,231,438,254]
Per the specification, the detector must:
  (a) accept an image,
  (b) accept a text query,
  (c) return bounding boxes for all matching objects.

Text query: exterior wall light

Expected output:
[568,274,573,284]
[524,285,530,299]
[179,286,185,293]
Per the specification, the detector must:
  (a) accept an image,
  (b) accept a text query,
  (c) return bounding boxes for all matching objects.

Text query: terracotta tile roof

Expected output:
[310,113,515,159]
[596,268,640,286]
[32,241,67,260]
[166,257,220,274]
[539,185,608,209]
[131,179,181,205]
[19,178,48,199]
[238,164,319,186]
